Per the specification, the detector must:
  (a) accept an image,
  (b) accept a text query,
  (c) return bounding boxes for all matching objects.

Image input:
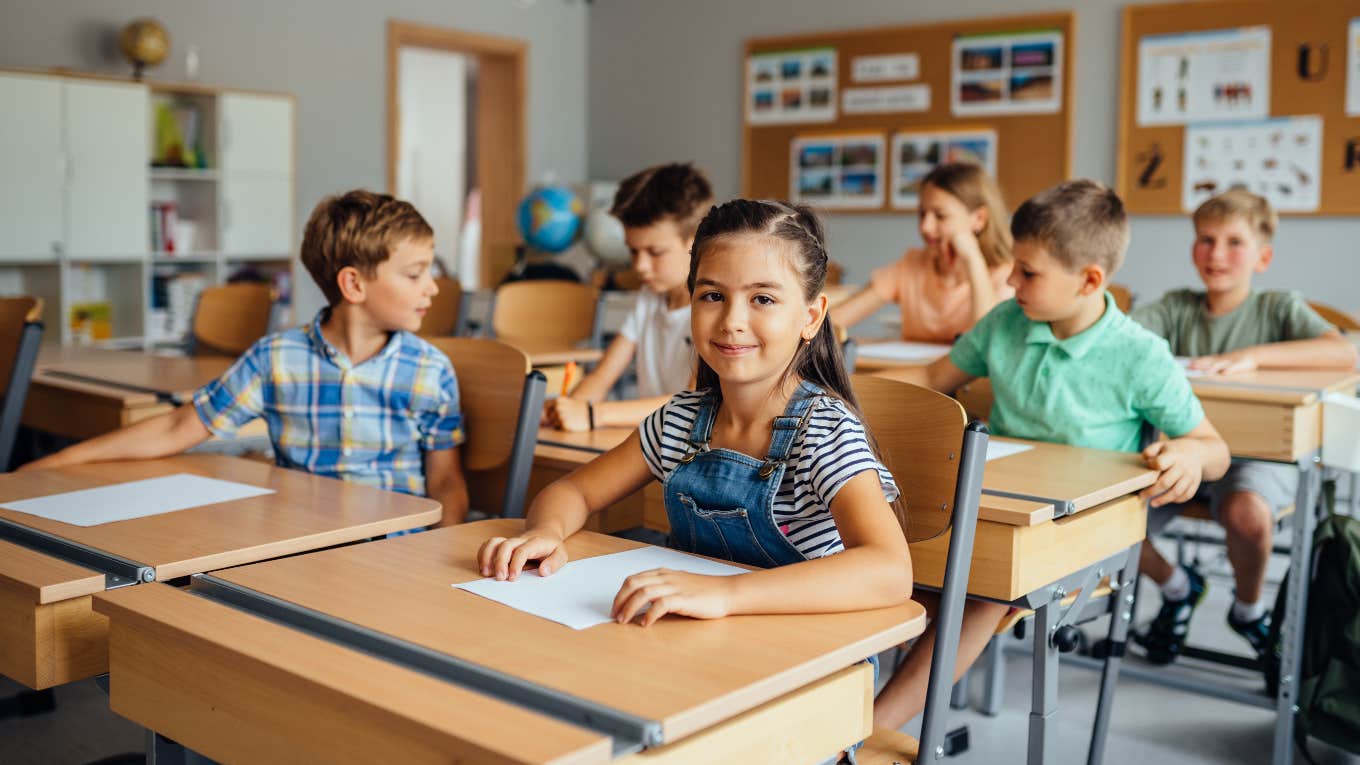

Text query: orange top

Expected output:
[869,248,1014,343]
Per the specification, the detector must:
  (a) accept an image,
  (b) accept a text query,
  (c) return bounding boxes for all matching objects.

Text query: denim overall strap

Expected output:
[758,380,824,479]
[677,389,718,465]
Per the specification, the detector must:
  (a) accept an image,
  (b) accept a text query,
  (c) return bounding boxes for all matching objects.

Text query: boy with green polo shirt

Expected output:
[1130,190,1357,665]
[871,179,1231,731]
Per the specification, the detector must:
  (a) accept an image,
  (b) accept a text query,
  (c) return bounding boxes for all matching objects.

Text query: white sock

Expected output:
[1161,566,1190,601]
[1232,598,1265,623]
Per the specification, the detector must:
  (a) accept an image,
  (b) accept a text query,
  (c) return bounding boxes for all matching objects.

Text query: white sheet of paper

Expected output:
[857,341,952,363]
[986,441,1034,461]
[0,474,276,527]
[1176,357,1208,378]
[454,546,748,630]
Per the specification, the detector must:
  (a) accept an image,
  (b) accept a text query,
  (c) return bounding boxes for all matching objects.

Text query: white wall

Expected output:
[1,0,589,320]
[588,0,1360,314]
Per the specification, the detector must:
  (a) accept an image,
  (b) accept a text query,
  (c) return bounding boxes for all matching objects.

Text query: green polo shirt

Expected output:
[950,293,1205,453]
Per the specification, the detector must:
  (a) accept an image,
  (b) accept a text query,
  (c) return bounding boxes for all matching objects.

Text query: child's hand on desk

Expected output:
[612,569,735,627]
[1188,349,1257,375]
[542,397,591,432]
[478,532,569,580]
[1139,439,1206,507]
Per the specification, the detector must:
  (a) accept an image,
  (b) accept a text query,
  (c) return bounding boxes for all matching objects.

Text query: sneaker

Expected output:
[1227,609,1273,665]
[1134,565,1207,665]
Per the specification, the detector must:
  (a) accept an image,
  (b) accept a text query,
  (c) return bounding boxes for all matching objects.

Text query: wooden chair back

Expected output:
[1308,300,1360,331]
[191,283,274,356]
[418,277,464,337]
[852,374,968,542]
[0,296,43,469]
[1108,284,1134,313]
[427,337,546,518]
[491,280,599,349]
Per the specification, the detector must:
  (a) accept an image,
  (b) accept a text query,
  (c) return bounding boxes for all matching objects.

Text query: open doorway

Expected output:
[386,21,526,289]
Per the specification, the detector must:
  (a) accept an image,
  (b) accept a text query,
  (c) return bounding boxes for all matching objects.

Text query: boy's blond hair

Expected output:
[301,190,434,305]
[1192,189,1277,244]
[1011,179,1130,274]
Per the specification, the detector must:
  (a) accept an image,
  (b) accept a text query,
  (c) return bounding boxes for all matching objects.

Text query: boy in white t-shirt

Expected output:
[543,163,713,431]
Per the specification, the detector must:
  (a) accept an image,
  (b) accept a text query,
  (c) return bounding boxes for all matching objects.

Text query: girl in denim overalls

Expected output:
[480,200,913,760]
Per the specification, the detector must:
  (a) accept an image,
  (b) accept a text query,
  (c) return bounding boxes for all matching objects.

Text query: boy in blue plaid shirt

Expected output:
[25,190,469,524]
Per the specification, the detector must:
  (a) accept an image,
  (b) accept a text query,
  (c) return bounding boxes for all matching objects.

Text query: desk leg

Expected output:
[1271,457,1320,765]
[1087,542,1140,765]
[1027,601,1057,765]
[147,730,216,765]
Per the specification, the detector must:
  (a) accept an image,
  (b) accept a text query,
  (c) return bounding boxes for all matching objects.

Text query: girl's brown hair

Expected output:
[920,162,1013,269]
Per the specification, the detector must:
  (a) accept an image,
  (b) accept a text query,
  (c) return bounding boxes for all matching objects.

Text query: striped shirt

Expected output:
[639,390,898,559]
[192,309,463,496]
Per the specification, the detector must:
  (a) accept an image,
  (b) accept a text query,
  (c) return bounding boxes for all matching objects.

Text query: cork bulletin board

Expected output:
[741,11,1075,214]
[1117,0,1360,215]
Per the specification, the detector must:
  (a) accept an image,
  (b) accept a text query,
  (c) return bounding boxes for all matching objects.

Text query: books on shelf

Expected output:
[149,268,208,343]
[150,201,178,253]
[68,302,112,345]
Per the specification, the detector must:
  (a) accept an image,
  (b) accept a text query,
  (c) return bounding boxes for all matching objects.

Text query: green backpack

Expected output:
[1267,479,1360,759]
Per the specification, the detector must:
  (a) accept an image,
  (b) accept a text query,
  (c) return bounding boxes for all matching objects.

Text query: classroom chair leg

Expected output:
[981,635,1006,717]
[950,674,969,710]
[1086,542,1141,765]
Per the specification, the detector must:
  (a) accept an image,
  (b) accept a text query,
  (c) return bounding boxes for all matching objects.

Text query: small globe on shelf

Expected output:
[516,186,584,254]
[120,18,170,81]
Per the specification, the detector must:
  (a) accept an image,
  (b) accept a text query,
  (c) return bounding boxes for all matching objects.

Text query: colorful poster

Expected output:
[1347,18,1360,116]
[891,128,998,210]
[790,133,886,209]
[1182,116,1322,213]
[747,47,837,125]
[842,84,931,114]
[951,29,1063,116]
[852,53,920,82]
[1137,26,1271,126]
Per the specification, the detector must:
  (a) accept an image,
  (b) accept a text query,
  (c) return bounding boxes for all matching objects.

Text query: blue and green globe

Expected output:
[517,186,584,253]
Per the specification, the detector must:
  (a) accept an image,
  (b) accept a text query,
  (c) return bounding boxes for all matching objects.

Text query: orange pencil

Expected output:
[561,361,578,396]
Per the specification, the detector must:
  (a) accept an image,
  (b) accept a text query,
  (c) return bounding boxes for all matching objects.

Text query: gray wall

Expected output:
[1,0,589,319]
[588,0,1360,313]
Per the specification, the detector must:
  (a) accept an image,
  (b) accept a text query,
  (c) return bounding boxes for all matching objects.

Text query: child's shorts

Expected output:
[1147,459,1298,535]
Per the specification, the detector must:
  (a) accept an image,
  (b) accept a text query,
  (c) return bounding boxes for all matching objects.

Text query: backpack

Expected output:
[1266,479,1360,760]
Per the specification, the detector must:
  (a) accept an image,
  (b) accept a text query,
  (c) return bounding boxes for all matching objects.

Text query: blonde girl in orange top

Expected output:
[835,163,1014,342]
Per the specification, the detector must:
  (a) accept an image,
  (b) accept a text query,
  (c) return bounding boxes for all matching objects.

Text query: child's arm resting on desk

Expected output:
[1139,417,1231,508]
[1189,330,1358,374]
[19,404,213,470]
[612,470,912,626]
[477,431,654,579]
[423,448,470,526]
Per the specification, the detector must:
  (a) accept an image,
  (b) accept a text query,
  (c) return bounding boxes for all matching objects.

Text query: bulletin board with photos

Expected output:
[741,11,1075,214]
[1117,0,1360,215]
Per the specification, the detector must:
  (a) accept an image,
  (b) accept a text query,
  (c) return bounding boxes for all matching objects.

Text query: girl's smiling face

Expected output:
[690,234,824,390]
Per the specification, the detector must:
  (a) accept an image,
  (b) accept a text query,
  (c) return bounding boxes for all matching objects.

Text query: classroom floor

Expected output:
[3,529,1358,764]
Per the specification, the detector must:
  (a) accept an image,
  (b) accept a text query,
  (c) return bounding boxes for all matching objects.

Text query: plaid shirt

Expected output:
[192,309,463,496]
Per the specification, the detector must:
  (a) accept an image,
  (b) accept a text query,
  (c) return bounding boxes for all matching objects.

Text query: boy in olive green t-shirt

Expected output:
[1130,190,1357,665]
[870,180,1231,731]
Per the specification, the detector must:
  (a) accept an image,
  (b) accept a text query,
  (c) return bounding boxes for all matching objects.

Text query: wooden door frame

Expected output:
[387,20,526,289]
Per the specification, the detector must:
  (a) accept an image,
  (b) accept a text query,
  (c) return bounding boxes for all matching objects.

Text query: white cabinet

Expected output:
[219,93,294,255]
[0,74,71,260]
[64,80,149,257]
[221,175,292,255]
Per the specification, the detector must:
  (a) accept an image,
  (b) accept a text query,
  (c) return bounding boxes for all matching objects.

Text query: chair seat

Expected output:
[858,727,919,764]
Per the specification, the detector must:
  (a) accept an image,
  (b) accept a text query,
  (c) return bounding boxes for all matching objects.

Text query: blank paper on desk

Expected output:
[857,341,952,363]
[455,546,748,630]
[0,474,275,527]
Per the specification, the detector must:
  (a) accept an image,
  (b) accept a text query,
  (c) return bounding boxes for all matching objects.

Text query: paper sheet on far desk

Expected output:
[985,441,1033,461]
[856,341,952,363]
[1175,357,1209,378]
[0,474,275,527]
[455,546,748,630]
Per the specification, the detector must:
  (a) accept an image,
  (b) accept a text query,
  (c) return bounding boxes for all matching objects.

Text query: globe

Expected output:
[584,207,629,261]
[120,19,170,79]
[517,186,583,253]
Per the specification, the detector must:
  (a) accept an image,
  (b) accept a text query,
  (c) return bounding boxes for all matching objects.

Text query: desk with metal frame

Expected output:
[0,454,441,692]
[93,518,928,763]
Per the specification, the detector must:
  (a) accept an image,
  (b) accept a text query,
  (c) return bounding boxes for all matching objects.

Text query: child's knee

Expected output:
[1219,491,1273,542]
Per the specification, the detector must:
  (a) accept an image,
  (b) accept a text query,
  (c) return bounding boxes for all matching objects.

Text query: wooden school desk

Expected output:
[0,454,440,691]
[93,519,927,764]
[1097,368,1360,765]
[21,347,233,440]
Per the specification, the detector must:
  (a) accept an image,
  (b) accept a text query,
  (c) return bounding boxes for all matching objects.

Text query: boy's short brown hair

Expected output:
[1192,189,1277,244]
[301,190,433,305]
[1011,180,1130,274]
[610,162,714,238]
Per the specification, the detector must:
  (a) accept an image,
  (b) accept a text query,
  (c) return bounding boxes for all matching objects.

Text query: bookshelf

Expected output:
[0,70,295,348]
